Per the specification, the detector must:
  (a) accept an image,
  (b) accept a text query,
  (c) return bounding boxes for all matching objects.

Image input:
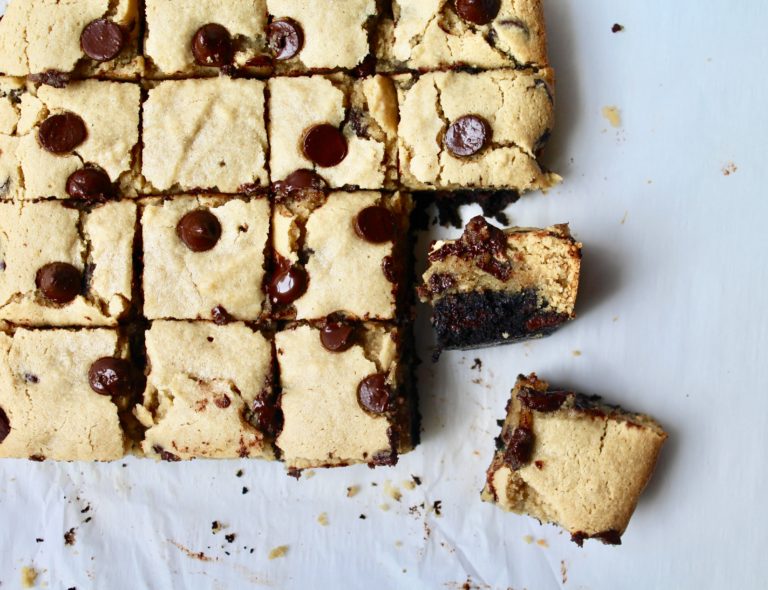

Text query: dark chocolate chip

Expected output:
[252,399,283,437]
[245,54,274,68]
[352,54,377,78]
[354,206,395,243]
[445,115,491,157]
[454,0,501,25]
[211,305,233,325]
[36,262,81,304]
[302,124,348,168]
[80,19,126,61]
[152,445,181,462]
[518,388,569,413]
[268,263,308,305]
[381,256,397,283]
[503,426,534,470]
[593,530,623,545]
[29,70,70,88]
[611,23,624,33]
[0,407,10,443]
[214,395,231,409]
[277,168,327,191]
[24,373,39,384]
[426,272,456,294]
[192,23,234,67]
[357,373,391,414]
[320,321,354,352]
[176,209,222,252]
[88,357,135,397]
[38,112,87,154]
[65,167,113,200]
[267,18,304,60]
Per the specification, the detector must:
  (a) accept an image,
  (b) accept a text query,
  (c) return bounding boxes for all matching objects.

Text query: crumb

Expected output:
[304,470,316,479]
[561,560,568,584]
[432,500,443,516]
[601,106,621,128]
[537,539,549,548]
[235,469,244,477]
[170,541,216,562]
[317,513,329,526]
[359,514,367,519]
[225,533,236,543]
[384,480,402,502]
[80,505,91,514]
[211,521,224,534]
[64,528,77,546]
[411,475,422,486]
[35,538,44,543]
[470,358,482,371]
[620,211,628,224]
[242,487,249,495]
[402,479,416,491]
[646,179,653,184]
[572,350,582,357]
[722,162,738,176]
[611,23,624,33]
[613,316,619,322]
[346,485,360,498]
[379,503,391,512]
[21,566,39,588]
[523,535,534,544]
[268,545,289,560]
[394,540,403,548]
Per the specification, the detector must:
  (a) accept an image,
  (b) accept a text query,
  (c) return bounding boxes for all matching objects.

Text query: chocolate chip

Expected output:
[302,124,348,168]
[211,305,233,325]
[320,321,354,352]
[268,263,308,305]
[611,23,625,33]
[65,167,113,200]
[28,70,70,88]
[192,23,234,67]
[445,115,491,157]
[88,357,135,397]
[80,19,126,61]
[357,373,391,414]
[354,206,395,243]
[426,272,456,294]
[275,168,326,192]
[252,399,283,437]
[24,373,39,384]
[177,209,222,252]
[503,426,534,470]
[381,256,397,283]
[352,54,376,78]
[0,407,10,443]
[152,445,180,462]
[518,388,569,413]
[38,112,87,154]
[267,18,303,60]
[36,262,81,304]
[454,0,501,25]
[214,395,231,409]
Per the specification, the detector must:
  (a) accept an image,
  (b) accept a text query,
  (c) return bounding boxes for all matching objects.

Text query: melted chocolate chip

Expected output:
[426,272,457,294]
[176,209,222,252]
[28,70,70,88]
[518,387,570,413]
[594,530,623,545]
[302,124,348,168]
[24,373,39,384]
[320,321,354,352]
[381,256,398,283]
[268,260,308,305]
[525,312,568,332]
[503,426,534,470]
[65,167,113,200]
[0,407,10,443]
[88,357,135,397]
[152,445,181,462]
[81,19,126,61]
[192,23,234,67]
[214,395,231,409]
[445,115,491,157]
[352,54,376,78]
[455,0,501,25]
[36,262,81,304]
[273,168,327,198]
[211,305,233,325]
[354,206,395,243]
[38,112,87,154]
[267,18,304,60]
[357,373,391,414]
[252,399,283,437]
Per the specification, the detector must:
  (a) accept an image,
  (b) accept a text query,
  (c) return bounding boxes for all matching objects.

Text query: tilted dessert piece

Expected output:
[0,200,136,327]
[482,374,668,546]
[141,195,270,323]
[378,0,548,71]
[419,216,581,351]
[395,68,558,191]
[135,321,277,461]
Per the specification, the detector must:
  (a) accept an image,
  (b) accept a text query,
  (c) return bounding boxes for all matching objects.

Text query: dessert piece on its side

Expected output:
[482,374,668,546]
[419,216,581,351]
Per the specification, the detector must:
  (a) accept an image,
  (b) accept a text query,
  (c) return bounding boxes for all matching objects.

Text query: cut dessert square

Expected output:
[378,0,548,71]
[419,216,581,351]
[265,0,378,74]
[144,0,270,78]
[0,328,137,461]
[268,74,399,190]
[394,68,558,191]
[141,195,270,323]
[0,0,143,81]
[135,321,276,461]
[270,189,411,321]
[0,200,136,327]
[275,322,415,471]
[0,78,141,201]
[141,77,268,194]
[482,374,668,545]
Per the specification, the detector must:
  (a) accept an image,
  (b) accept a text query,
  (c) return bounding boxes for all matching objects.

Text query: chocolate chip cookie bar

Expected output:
[419,217,581,351]
[270,188,411,321]
[0,0,143,82]
[268,74,398,190]
[0,200,136,326]
[141,77,268,194]
[395,68,558,191]
[378,0,548,71]
[0,327,137,461]
[482,374,668,546]
[275,322,414,471]
[141,195,270,322]
[0,78,140,201]
[135,321,276,460]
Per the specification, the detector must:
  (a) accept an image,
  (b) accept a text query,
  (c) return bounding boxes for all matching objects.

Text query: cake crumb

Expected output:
[304,470,316,479]
[317,513,329,526]
[21,566,39,588]
[384,480,402,502]
[572,350,582,357]
[620,211,628,224]
[211,521,224,534]
[602,106,622,128]
[268,545,289,560]
[379,503,391,512]
[402,479,416,491]
[394,540,403,548]
[611,23,624,33]
[537,539,549,548]
[561,560,568,584]
[346,485,360,498]
[523,535,534,544]
[722,162,738,176]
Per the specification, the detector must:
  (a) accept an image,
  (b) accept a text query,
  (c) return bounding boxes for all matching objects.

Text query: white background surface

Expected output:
[1,1,767,588]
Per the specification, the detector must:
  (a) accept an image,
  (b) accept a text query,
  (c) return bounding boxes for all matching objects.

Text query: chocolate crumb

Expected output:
[35,538,44,543]
[236,469,243,477]
[359,514,367,519]
[432,500,442,516]
[225,533,236,543]
[242,487,249,495]
[470,358,482,371]
[611,23,624,33]
[412,475,422,486]
[64,527,77,546]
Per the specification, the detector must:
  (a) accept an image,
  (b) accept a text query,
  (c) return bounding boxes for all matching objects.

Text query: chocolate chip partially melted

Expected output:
[88,357,135,397]
[274,168,327,198]
[357,373,391,414]
[81,19,126,62]
[38,112,87,154]
[445,115,491,157]
[211,305,233,325]
[176,209,222,252]
[354,206,395,244]
[36,262,81,304]
[192,23,234,67]
[252,399,283,437]
[518,388,570,413]
[455,0,501,25]
[320,321,354,352]
[65,167,113,200]
[302,124,348,168]
[503,426,534,470]
[268,260,308,305]
[0,407,10,443]
[267,18,304,60]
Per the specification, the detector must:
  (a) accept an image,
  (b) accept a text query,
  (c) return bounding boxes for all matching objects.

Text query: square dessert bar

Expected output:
[378,0,548,71]
[141,77,268,194]
[270,189,411,321]
[0,0,142,81]
[135,321,276,460]
[0,200,136,327]
[419,216,581,351]
[0,328,138,461]
[482,374,668,545]
[0,78,140,201]
[275,322,415,471]
[395,68,558,191]
[141,195,270,322]
[268,74,399,190]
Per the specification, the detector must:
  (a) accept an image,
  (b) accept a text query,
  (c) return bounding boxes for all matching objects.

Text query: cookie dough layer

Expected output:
[0,201,136,326]
[0,328,127,461]
[135,321,275,460]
